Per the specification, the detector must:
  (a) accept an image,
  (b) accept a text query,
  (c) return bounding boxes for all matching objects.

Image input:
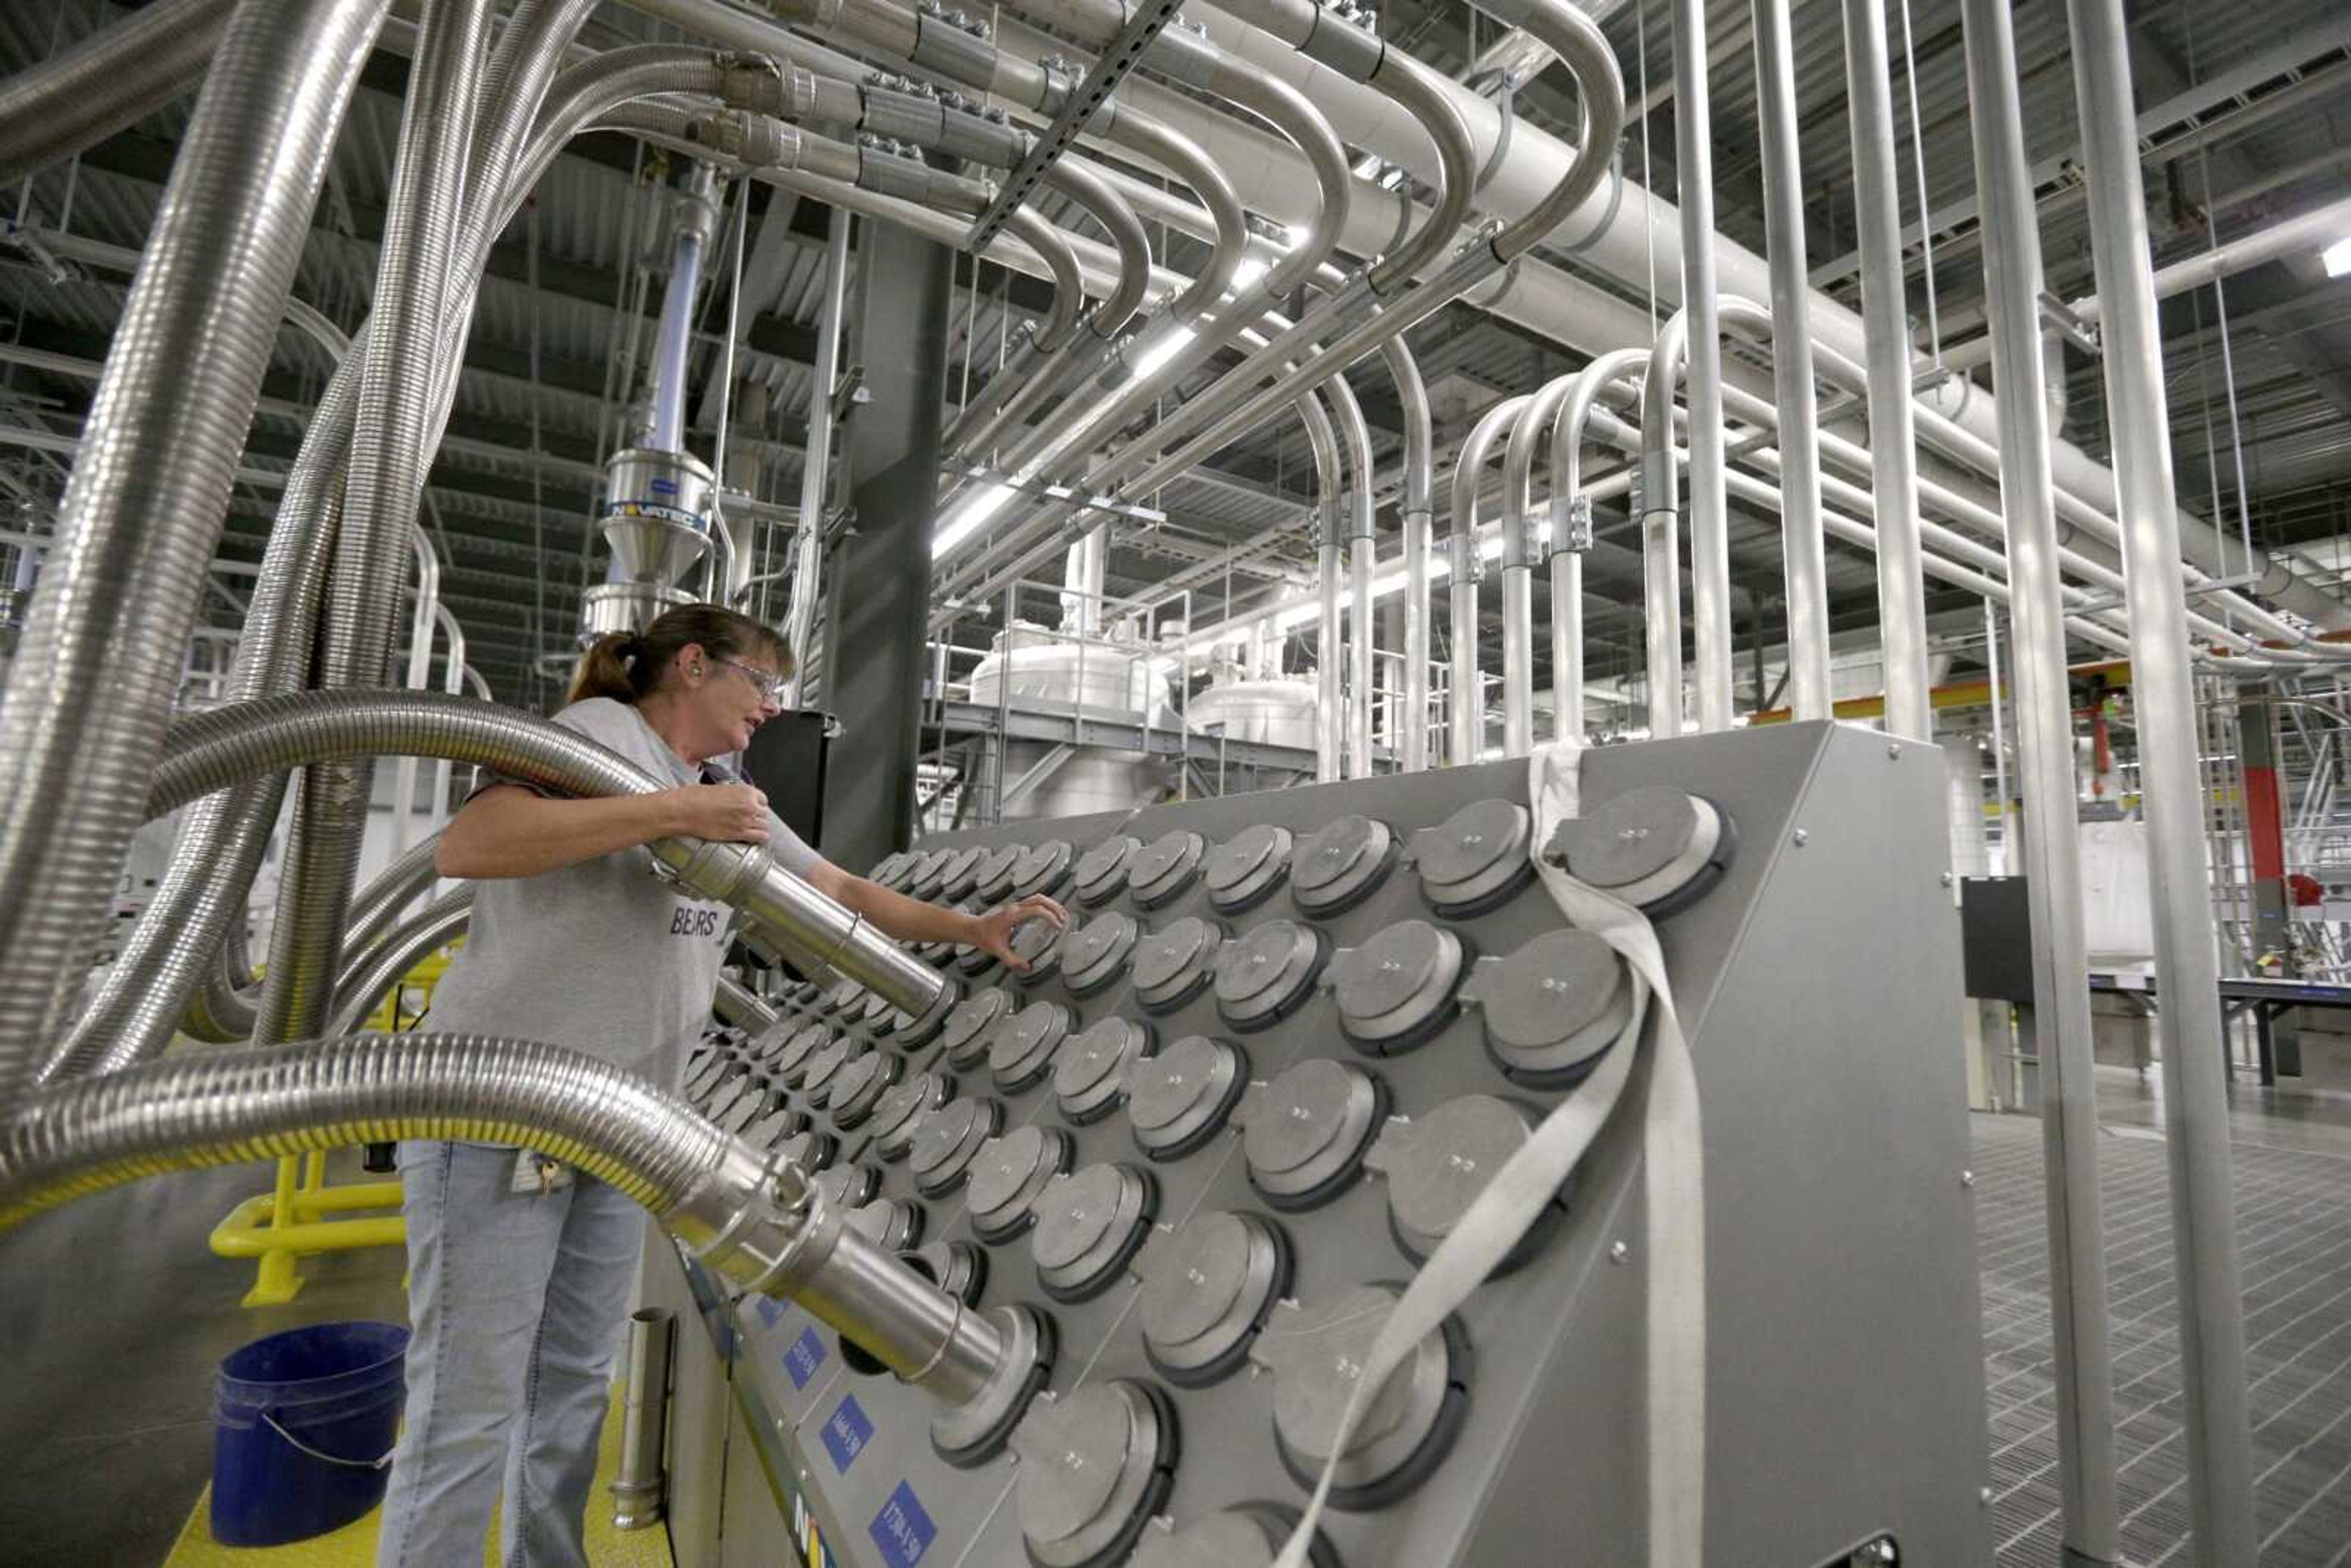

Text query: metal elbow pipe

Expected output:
[1447,396,1532,765]
[0,1035,1015,1412]
[1547,350,1649,746]
[144,689,956,1024]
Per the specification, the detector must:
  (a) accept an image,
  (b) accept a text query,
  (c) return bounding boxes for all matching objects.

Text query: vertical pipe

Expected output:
[786,206,849,702]
[431,602,465,838]
[1403,509,1432,770]
[1842,0,1932,741]
[610,1307,675,1530]
[1318,533,1343,782]
[389,526,440,858]
[2066,0,2258,1553]
[1749,0,1830,723]
[1671,0,1732,732]
[1447,533,1479,765]
[1501,564,1535,755]
[1550,547,1583,743]
[1961,1,2123,1558]
[1325,372,1377,781]
[650,165,717,456]
[1985,602,2010,869]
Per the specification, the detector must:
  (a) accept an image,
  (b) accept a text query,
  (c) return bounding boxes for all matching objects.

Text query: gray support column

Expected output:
[819,214,953,872]
[1961,0,2122,1558]
[2066,2,2258,1557]
[724,380,768,607]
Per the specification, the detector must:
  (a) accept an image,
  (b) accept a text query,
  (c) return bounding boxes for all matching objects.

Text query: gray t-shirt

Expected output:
[421,697,824,1089]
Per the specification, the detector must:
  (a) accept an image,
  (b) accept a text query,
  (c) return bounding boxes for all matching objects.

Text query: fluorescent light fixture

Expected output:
[931,481,1015,558]
[2327,236,2351,279]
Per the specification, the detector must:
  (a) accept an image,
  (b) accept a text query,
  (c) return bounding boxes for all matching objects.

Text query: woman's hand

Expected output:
[970,893,1070,972]
[661,782,771,844]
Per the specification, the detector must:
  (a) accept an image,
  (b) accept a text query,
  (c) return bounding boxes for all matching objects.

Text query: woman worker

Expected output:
[375,602,1064,1567]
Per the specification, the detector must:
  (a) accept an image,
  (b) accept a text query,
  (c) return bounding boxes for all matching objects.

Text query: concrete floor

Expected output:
[0,1153,406,1568]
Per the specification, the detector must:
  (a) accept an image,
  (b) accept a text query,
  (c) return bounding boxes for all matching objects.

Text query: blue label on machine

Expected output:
[821,1394,872,1474]
[754,1297,784,1329]
[784,1325,827,1389]
[868,1481,936,1567]
[650,476,678,493]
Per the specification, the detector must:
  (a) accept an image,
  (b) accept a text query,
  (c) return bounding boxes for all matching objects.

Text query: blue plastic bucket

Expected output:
[210,1321,410,1547]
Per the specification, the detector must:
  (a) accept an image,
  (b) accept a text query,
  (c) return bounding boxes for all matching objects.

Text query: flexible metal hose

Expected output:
[0,0,390,1097]
[326,890,474,1038]
[0,0,238,184]
[259,0,493,1052]
[144,689,954,1021]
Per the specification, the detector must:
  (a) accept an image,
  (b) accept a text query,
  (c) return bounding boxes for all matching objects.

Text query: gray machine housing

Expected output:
[655,722,1991,1567]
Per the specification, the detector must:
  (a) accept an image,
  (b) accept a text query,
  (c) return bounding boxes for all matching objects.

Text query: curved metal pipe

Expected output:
[0,0,391,1093]
[1300,393,1345,784]
[0,0,237,184]
[326,890,473,1038]
[1448,396,1533,764]
[146,689,953,1021]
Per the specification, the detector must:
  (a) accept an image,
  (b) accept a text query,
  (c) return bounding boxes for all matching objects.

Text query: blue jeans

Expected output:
[375,1141,644,1568]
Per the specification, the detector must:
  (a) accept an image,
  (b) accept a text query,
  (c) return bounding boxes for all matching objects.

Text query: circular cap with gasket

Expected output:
[823,976,868,1016]
[869,850,915,889]
[811,1162,879,1211]
[856,988,902,1036]
[866,1071,953,1162]
[1052,1015,1153,1124]
[1203,823,1294,914]
[888,976,962,1051]
[906,849,952,899]
[1127,829,1207,910]
[1242,1059,1387,1209]
[1544,784,1734,915]
[771,1022,832,1086]
[1060,911,1140,998]
[842,1196,923,1254]
[936,844,988,901]
[748,1105,809,1150]
[964,1124,1075,1242]
[1007,912,1065,985]
[1125,1035,1247,1160]
[1136,1210,1291,1386]
[1289,814,1398,917]
[1331,919,1467,1053]
[826,1051,902,1130]
[907,1096,1003,1197]
[907,1239,985,1307]
[972,842,1026,902]
[713,1086,765,1136]
[799,1036,864,1108]
[1479,928,1638,1085]
[1412,798,1535,916]
[1029,1163,1158,1301]
[1212,919,1328,1032]
[1130,917,1225,1014]
[773,1128,836,1173]
[1251,1282,1469,1509]
[1010,1380,1178,1568]
[1126,1505,1337,1568]
[988,999,1076,1093]
[1072,835,1142,905]
[936,987,1016,1070]
[952,931,1001,977]
[1011,839,1076,899]
[1365,1094,1557,1267]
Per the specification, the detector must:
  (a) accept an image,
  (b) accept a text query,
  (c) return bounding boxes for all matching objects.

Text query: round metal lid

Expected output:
[842,1198,921,1255]
[774,1128,836,1173]
[906,848,952,899]
[714,1089,763,1136]
[1376,1095,1534,1255]
[1480,928,1628,1058]
[869,850,913,888]
[868,1071,951,1161]
[1243,1058,1382,1206]
[1052,1015,1152,1123]
[1125,1035,1245,1158]
[964,1125,1073,1241]
[907,1097,1001,1195]
[1007,912,1064,982]
[812,1163,878,1210]
[1256,1283,1454,1498]
[824,976,868,1016]
[748,1105,808,1149]
[772,1023,831,1085]
[988,999,1074,1092]
[800,1037,863,1105]
[937,987,1015,1070]
[1202,823,1293,913]
[1290,814,1395,914]
[1127,829,1206,909]
[907,1239,983,1306]
[1060,910,1140,997]
[857,989,901,1034]
[1213,919,1325,1030]
[1029,1163,1154,1298]
[1413,797,1534,913]
[1130,917,1224,1013]
[972,842,1026,902]
[1550,784,1703,890]
[827,1051,901,1128]
[1011,839,1076,898]
[1128,1510,1285,1568]
[1072,835,1142,904]
[1137,1210,1285,1384]
[1011,1381,1171,1568]
[937,844,989,901]
[952,931,1001,976]
[1332,919,1464,1049]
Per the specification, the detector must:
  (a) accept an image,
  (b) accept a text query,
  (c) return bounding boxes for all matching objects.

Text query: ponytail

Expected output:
[564,603,791,708]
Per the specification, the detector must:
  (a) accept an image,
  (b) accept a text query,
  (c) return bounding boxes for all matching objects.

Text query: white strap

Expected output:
[1270,741,1704,1568]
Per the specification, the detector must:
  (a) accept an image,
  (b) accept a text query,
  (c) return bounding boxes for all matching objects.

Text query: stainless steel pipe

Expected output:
[0,0,236,184]
[610,1308,675,1531]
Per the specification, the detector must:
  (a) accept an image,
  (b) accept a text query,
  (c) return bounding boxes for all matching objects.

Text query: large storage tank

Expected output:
[966,621,1172,819]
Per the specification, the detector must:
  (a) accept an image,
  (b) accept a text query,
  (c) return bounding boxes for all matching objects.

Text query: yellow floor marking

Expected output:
[161,1379,675,1567]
